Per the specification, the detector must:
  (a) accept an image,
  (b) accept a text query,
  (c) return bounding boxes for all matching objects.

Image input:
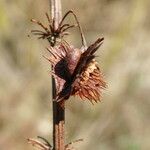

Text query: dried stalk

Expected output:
[50,0,65,150]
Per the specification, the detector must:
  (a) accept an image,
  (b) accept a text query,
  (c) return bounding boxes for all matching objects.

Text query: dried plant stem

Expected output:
[50,0,65,150]
[51,0,62,29]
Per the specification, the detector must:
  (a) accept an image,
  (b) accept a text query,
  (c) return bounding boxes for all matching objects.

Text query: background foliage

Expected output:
[0,0,150,150]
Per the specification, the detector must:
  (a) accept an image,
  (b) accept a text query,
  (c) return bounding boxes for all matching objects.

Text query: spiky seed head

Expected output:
[46,38,106,104]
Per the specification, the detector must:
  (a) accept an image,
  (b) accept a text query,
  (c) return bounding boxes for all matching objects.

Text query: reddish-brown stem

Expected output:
[50,0,65,150]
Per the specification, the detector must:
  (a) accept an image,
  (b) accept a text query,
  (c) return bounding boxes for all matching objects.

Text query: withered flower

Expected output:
[31,10,84,47]
[45,38,106,104]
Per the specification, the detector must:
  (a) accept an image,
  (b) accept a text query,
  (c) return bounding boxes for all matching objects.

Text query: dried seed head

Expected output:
[46,38,106,104]
[31,10,85,47]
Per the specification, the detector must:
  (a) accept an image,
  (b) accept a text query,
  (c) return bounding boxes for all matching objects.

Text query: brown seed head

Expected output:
[45,38,106,104]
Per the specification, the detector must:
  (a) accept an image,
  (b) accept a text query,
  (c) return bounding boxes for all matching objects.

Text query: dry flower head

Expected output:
[31,10,86,47]
[45,38,106,104]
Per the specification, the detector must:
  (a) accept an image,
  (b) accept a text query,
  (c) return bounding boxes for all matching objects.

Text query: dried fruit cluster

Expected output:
[31,10,106,105]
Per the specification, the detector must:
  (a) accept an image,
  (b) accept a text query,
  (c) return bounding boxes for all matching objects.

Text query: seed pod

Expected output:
[46,38,106,104]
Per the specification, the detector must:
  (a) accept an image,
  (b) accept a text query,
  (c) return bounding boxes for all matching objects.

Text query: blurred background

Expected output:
[0,0,150,150]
